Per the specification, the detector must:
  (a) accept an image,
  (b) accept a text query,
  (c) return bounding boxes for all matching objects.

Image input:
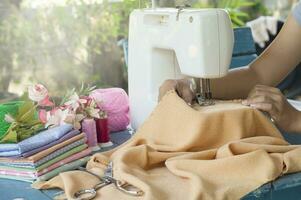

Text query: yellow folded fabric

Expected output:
[33,91,301,200]
[28,133,86,162]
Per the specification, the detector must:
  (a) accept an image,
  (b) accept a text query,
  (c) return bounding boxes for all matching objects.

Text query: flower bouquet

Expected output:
[1,83,109,147]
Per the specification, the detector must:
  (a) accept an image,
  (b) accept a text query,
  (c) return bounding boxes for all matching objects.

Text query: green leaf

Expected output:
[0,123,18,144]
[231,16,245,26]
[16,101,37,123]
[232,12,249,18]
[17,122,44,141]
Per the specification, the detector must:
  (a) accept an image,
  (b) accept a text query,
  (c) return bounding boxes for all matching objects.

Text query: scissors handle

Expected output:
[94,179,112,190]
[74,188,96,200]
[74,181,110,200]
[116,180,144,196]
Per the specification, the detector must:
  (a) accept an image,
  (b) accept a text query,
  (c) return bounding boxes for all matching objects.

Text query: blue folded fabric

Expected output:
[0,150,20,157]
[0,124,73,157]
[0,144,19,152]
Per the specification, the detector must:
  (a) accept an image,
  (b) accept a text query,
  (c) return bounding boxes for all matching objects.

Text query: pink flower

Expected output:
[80,96,93,107]
[85,107,100,119]
[28,84,54,107]
[28,84,48,102]
[45,108,69,128]
[64,93,87,111]
[64,113,85,130]
[38,95,54,107]
[38,109,48,124]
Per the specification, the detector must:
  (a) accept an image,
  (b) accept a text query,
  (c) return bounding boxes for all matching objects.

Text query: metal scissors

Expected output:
[74,162,144,200]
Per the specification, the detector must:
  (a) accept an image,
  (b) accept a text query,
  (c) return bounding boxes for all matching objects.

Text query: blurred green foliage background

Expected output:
[0,0,277,101]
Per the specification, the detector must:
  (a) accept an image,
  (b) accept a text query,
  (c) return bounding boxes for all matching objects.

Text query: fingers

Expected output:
[248,85,280,98]
[253,85,280,93]
[176,79,194,104]
[158,79,177,102]
[249,102,279,120]
[242,85,285,121]
[158,79,194,104]
[246,86,282,108]
[243,94,279,115]
[244,94,275,105]
[244,85,281,105]
[243,85,301,132]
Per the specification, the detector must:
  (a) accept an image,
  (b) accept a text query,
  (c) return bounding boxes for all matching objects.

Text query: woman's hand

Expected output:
[158,79,194,104]
[242,85,301,132]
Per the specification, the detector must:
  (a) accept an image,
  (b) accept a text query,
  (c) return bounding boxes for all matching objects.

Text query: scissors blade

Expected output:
[78,166,103,180]
[104,161,113,177]
[105,162,144,196]
[102,161,116,184]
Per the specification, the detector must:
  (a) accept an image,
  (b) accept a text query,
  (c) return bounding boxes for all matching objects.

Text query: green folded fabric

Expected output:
[0,165,36,172]
[36,144,88,171]
[36,156,90,181]
[0,101,23,140]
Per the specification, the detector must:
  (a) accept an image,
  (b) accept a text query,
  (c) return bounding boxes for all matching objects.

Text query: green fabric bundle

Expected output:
[0,102,23,140]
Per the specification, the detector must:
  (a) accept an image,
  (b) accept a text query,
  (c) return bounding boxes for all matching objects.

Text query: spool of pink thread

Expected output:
[90,88,130,133]
[81,118,99,151]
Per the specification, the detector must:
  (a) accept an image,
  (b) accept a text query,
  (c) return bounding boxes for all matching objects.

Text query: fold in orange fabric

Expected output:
[33,91,301,200]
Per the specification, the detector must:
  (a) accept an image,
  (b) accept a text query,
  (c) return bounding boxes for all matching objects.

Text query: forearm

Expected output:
[210,66,259,100]
[207,14,301,100]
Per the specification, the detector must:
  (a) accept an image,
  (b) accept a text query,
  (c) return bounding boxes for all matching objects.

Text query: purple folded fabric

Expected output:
[19,125,73,153]
[22,129,80,158]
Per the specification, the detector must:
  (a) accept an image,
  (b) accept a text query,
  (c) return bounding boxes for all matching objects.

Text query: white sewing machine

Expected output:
[128,8,234,129]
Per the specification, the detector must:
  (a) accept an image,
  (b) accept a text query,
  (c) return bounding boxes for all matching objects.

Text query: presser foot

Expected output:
[196,93,215,106]
[197,78,214,106]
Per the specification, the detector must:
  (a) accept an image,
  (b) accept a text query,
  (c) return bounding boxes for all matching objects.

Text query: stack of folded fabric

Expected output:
[0,124,92,182]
